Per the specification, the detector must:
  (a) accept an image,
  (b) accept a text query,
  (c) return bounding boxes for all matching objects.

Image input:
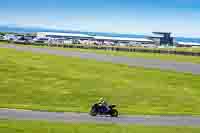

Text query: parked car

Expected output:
[32,37,50,44]
[4,34,18,41]
[0,35,4,40]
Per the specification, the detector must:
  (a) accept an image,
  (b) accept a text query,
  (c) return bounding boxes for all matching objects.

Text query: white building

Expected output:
[37,32,93,40]
[93,36,154,46]
[36,32,154,46]
[177,42,200,47]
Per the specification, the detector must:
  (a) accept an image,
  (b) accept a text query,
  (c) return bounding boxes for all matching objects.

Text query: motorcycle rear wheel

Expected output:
[90,109,97,116]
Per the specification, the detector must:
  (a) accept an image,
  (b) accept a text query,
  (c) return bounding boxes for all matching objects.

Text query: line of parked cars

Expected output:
[0,34,79,46]
[0,34,51,44]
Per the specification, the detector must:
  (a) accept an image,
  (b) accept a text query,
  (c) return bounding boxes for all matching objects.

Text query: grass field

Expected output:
[4,42,200,64]
[0,119,200,133]
[0,48,200,115]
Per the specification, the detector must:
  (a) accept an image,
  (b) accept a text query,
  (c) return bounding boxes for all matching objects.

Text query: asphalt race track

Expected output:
[0,109,200,126]
[1,44,200,75]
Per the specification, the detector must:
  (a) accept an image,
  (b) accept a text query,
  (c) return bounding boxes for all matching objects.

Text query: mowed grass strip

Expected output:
[0,48,200,115]
[0,41,7,45]
[1,42,200,64]
[0,119,200,133]
[54,46,200,64]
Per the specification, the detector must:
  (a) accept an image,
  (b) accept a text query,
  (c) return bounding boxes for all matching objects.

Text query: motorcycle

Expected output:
[90,103,118,117]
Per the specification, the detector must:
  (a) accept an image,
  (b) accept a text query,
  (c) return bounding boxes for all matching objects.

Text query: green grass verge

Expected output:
[0,48,200,115]
[3,42,200,64]
[53,46,200,64]
[0,119,200,133]
[173,47,200,53]
[0,41,8,44]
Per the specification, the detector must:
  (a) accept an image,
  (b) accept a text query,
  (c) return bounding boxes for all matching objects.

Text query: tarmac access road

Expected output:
[0,109,200,126]
[1,44,200,75]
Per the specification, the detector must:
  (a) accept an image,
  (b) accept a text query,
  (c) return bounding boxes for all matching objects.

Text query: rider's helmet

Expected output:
[98,97,105,103]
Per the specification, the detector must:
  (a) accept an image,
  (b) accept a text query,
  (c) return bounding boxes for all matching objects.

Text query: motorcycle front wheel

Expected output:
[110,109,118,117]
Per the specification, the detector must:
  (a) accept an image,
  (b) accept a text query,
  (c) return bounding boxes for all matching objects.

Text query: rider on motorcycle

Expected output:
[98,97,109,112]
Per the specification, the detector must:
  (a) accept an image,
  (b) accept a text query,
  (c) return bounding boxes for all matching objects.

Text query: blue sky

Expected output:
[0,0,200,37]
